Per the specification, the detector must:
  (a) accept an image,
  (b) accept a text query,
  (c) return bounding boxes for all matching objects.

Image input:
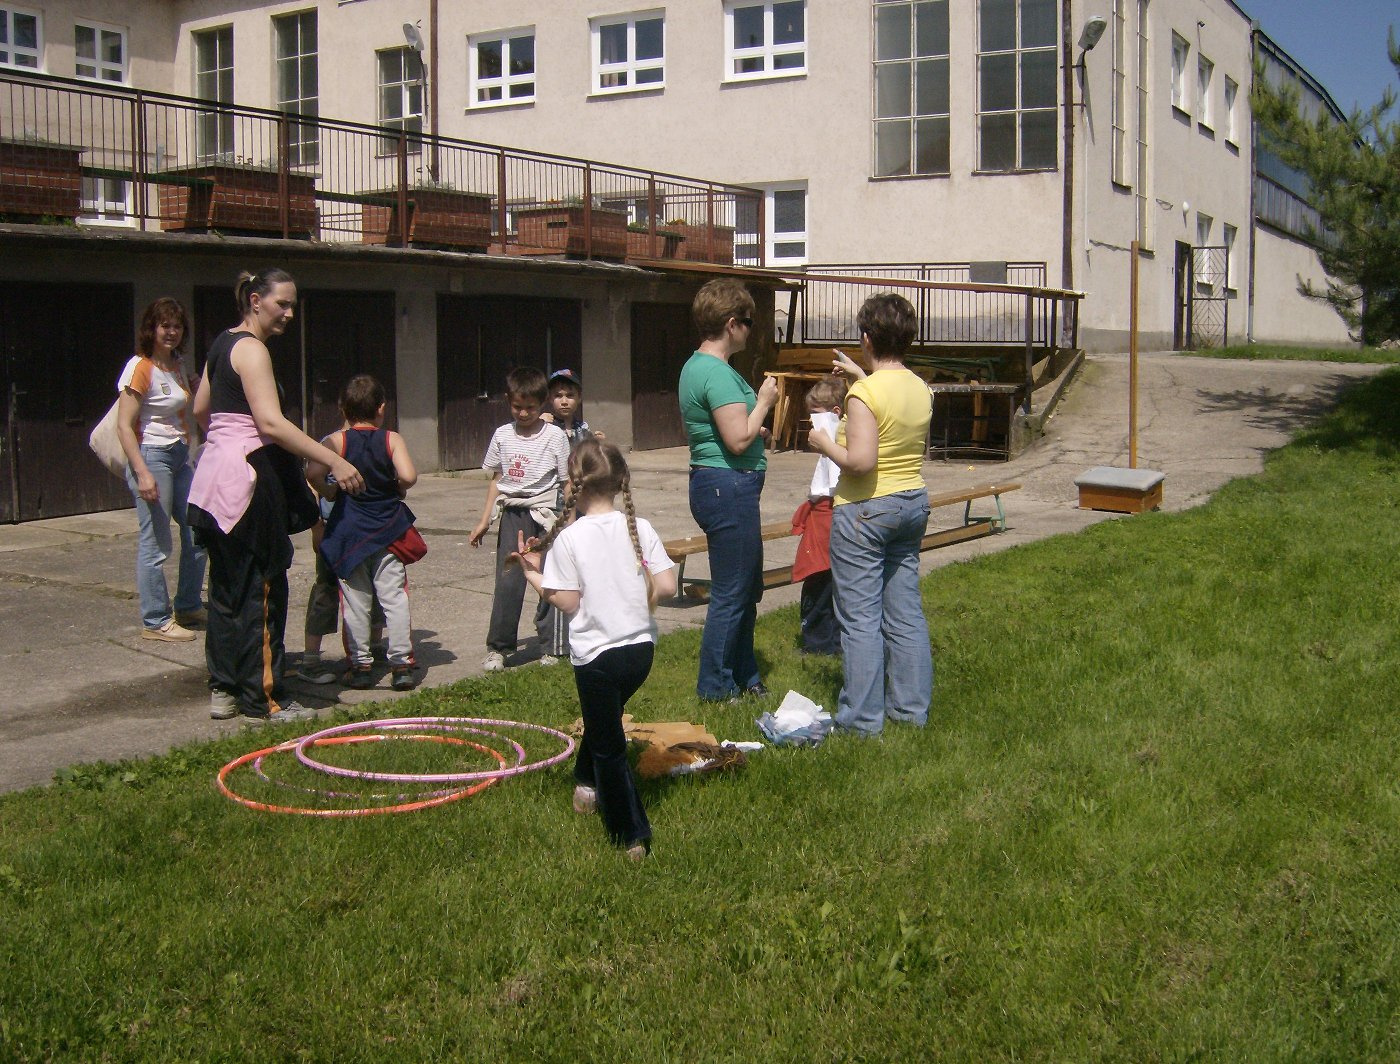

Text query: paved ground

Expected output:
[1,352,1381,793]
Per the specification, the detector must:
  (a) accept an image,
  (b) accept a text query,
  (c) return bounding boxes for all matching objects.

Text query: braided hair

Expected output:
[533,437,659,612]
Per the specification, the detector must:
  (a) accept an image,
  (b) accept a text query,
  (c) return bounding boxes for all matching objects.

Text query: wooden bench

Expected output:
[664,481,1021,601]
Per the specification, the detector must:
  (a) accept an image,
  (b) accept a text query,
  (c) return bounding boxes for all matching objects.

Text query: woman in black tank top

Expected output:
[189,268,366,725]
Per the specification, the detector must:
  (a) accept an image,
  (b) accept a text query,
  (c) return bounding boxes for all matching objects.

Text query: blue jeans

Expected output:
[688,466,765,700]
[829,489,933,734]
[126,440,206,629]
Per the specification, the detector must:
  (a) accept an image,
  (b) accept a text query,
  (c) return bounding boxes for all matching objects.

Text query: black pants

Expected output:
[573,641,655,849]
[799,571,841,655]
[204,532,289,718]
[487,508,564,656]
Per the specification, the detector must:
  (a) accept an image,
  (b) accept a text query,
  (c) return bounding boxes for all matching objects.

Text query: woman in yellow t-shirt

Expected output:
[807,293,932,734]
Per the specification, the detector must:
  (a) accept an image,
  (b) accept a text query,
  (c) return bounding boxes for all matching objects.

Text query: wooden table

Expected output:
[763,370,828,450]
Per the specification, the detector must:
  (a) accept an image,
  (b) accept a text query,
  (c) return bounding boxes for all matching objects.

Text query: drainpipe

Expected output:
[430,0,440,180]
[1061,0,1075,290]
[1245,23,1258,342]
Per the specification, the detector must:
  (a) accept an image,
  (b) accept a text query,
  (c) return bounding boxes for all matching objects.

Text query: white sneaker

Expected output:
[209,690,238,720]
[538,655,560,667]
[482,651,506,672]
[573,784,598,814]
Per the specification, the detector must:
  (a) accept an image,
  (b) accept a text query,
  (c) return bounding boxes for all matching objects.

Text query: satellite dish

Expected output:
[402,22,425,53]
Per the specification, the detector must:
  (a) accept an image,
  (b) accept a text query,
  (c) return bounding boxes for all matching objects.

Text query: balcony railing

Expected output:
[0,68,762,265]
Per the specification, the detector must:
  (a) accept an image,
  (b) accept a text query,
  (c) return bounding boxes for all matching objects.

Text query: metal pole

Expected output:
[1129,239,1139,468]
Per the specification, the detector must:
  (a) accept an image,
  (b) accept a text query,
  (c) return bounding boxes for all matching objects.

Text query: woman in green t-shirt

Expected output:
[677,279,778,701]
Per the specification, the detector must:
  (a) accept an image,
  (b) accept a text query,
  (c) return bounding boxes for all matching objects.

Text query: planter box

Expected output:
[671,222,735,265]
[625,227,685,261]
[514,204,628,260]
[361,188,492,250]
[158,165,316,238]
[0,139,82,221]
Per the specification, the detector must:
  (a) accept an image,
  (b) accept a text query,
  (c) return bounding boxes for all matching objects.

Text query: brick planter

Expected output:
[625,226,685,261]
[361,188,492,250]
[0,140,82,221]
[158,165,316,238]
[672,223,735,264]
[514,204,628,260]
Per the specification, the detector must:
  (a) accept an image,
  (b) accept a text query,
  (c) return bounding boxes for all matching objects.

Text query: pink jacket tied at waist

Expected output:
[188,412,275,533]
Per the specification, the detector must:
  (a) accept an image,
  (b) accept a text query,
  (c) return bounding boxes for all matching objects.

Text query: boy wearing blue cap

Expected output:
[542,368,598,447]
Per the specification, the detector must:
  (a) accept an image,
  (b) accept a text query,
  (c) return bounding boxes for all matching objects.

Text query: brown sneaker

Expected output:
[143,620,196,642]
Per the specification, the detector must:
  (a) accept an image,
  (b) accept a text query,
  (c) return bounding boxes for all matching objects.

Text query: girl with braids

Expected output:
[512,438,677,859]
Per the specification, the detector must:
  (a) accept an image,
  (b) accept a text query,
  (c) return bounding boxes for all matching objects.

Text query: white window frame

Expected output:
[737,182,808,265]
[1110,0,1127,185]
[590,11,664,96]
[75,19,125,83]
[1194,211,1213,288]
[377,46,424,154]
[723,0,806,83]
[273,10,318,167]
[79,175,132,226]
[1222,222,1238,291]
[1223,75,1238,145]
[1170,31,1189,113]
[1196,54,1213,130]
[469,28,536,107]
[0,7,42,70]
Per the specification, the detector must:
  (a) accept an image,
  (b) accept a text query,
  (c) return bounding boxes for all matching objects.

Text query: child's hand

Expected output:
[540,412,556,424]
[594,430,606,439]
[469,518,489,547]
[808,427,831,452]
[507,531,543,573]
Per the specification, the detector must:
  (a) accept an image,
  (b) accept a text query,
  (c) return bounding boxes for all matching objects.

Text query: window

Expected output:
[193,26,233,161]
[736,183,808,264]
[1110,0,1127,184]
[591,12,663,93]
[1223,76,1238,144]
[377,47,423,152]
[0,7,41,69]
[1222,222,1237,291]
[75,21,124,82]
[470,29,535,105]
[1195,211,1213,287]
[274,11,317,166]
[1170,31,1188,113]
[977,0,1058,172]
[1136,0,1151,249]
[724,1,805,80]
[873,0,950,178]
[1196,54,1213,130]
[80,176,129,223]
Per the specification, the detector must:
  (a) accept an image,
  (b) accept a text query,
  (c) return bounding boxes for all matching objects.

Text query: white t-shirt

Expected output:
[541,510,676,666]
[482,421,570,499]
[117,355,194,447]
[808,410,842,498]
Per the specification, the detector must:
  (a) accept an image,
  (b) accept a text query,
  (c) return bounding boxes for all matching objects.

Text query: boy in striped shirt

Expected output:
[469,367,571,671]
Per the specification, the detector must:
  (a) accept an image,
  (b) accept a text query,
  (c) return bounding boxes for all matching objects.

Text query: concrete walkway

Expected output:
[1,353,1381,793]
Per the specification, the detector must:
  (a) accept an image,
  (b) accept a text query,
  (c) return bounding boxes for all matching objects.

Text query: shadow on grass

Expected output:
[1291,367,1400,456]
[1193,372,1368,441]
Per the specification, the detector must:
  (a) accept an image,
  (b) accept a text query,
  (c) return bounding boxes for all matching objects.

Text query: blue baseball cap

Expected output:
[548,368,582,388]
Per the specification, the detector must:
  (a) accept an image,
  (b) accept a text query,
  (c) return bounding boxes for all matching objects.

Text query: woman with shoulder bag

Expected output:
[115,297,207,642]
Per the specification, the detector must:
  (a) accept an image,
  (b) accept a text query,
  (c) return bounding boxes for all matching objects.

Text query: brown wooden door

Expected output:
[303,290,397,441]
[1,282,134,521]
[630,302,694,451]
[437,294,582,469]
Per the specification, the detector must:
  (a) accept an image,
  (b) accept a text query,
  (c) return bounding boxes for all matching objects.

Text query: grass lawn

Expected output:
[1182,342,1400,364]
[3,371,1400,1061]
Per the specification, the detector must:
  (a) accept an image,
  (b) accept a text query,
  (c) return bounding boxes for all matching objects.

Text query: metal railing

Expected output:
[792,262,1070,347]
[0,68,762,264]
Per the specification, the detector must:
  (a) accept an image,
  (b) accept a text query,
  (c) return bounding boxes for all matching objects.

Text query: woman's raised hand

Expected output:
[831,349,865,380]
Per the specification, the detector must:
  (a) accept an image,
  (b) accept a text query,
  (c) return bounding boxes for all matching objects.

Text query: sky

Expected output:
[1241,0,1397,115]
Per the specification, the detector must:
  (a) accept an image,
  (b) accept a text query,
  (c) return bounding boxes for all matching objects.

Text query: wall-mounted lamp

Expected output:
[1078,16,1108,53]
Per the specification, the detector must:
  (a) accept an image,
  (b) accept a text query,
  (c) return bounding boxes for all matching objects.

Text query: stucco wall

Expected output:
[1250,228,1355,346]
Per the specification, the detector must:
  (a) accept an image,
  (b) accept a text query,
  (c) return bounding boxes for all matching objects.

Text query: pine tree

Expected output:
[1252,33,1400,344]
